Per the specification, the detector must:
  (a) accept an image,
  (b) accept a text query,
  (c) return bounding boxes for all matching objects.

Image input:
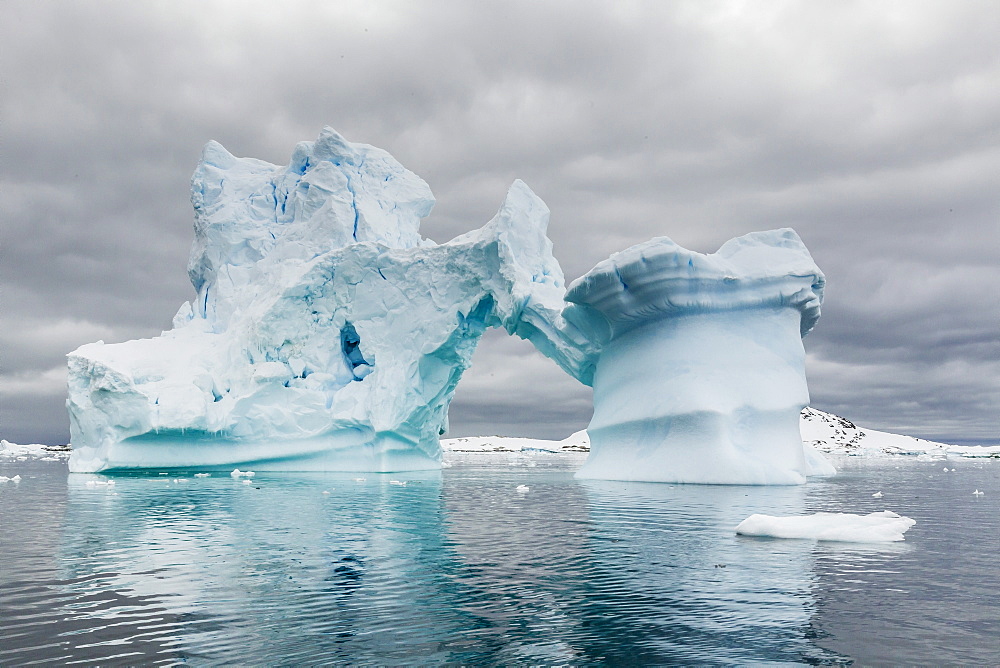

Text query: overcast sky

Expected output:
[2,0,998,446]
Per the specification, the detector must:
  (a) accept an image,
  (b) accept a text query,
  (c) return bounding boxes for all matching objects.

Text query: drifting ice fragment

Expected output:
[735,510,916,542]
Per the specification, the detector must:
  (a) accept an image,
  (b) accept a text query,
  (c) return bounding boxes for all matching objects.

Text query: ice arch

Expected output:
[67,127,828,484]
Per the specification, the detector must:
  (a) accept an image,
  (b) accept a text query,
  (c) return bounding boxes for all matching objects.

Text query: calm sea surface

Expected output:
[1,452,998,665]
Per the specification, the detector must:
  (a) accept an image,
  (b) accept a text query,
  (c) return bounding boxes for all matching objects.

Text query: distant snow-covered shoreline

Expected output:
[0,440,71,461]
[443,407,1000,460]
[3,407,997,462]
[799,407,999,459]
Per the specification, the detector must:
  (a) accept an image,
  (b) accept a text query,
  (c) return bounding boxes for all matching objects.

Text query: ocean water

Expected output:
[1,452,998,665]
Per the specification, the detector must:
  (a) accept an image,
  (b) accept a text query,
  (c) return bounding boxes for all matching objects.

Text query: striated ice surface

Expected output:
[68,128,567,473]
[560,230,827,484]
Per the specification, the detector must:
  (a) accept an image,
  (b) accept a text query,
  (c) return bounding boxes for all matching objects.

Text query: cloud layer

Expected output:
[3,0,997,444]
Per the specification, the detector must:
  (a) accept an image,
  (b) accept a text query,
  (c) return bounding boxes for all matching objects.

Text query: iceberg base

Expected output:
[68,429,441,474]
[576,409,809,485]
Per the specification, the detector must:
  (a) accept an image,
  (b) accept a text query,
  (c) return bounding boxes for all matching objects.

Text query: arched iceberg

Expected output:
[67,126,829,484]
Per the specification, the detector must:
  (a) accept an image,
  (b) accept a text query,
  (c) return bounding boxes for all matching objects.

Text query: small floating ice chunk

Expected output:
[973,489,985,496]
[516,484,530,493]
[231,469,255,478]
[389,480,406,486]
[0,475,22,483]
[194,473,211,478]
[242,479,253,485]
[736,510,916,542]
[353,477,366,482]
[872,491,883,498]
[322,490,330,495]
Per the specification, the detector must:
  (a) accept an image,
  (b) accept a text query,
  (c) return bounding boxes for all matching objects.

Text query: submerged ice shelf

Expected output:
[68,126,829,483]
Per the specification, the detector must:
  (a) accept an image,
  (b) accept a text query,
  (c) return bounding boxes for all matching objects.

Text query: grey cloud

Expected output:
[2,0,997,445]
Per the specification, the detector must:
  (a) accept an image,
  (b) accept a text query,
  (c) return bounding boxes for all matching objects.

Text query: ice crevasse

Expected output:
[67,127,831,484]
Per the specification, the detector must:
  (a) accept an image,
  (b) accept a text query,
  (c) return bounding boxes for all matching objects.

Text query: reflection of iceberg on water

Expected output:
[578,479,838,663]
[59,472,467,660]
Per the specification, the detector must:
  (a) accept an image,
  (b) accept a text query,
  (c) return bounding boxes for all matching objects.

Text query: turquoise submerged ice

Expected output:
[68,128,574,473]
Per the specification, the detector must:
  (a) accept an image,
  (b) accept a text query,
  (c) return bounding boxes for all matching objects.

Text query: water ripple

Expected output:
[3,456,999,663]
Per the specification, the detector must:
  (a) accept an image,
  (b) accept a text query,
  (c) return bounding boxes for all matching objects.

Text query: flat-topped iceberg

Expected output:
[564,231,827,484]
[68,128,568,473]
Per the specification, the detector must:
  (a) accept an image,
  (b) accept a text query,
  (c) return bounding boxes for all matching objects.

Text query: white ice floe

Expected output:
[194,473,211,477]
[736,510,916,542]
[872,491,883,498]
[230,469,255,478]
[973,489,985,496]
[1,439,70,460]
[516,485,529,493]
[0,475,22,483]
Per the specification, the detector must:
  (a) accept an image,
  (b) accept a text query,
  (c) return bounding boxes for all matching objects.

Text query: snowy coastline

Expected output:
[3,407,996,463]
[441,407,999,460]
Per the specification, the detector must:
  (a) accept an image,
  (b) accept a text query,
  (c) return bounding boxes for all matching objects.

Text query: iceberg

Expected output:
[68,128,568,473]
[559,231,827,484]
[67,125,828,484]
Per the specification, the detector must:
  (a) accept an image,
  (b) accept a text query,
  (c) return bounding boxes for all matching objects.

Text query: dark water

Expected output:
[1,453,998,665]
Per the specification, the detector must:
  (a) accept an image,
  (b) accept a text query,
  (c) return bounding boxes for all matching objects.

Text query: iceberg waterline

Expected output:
[67,127,828,483]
